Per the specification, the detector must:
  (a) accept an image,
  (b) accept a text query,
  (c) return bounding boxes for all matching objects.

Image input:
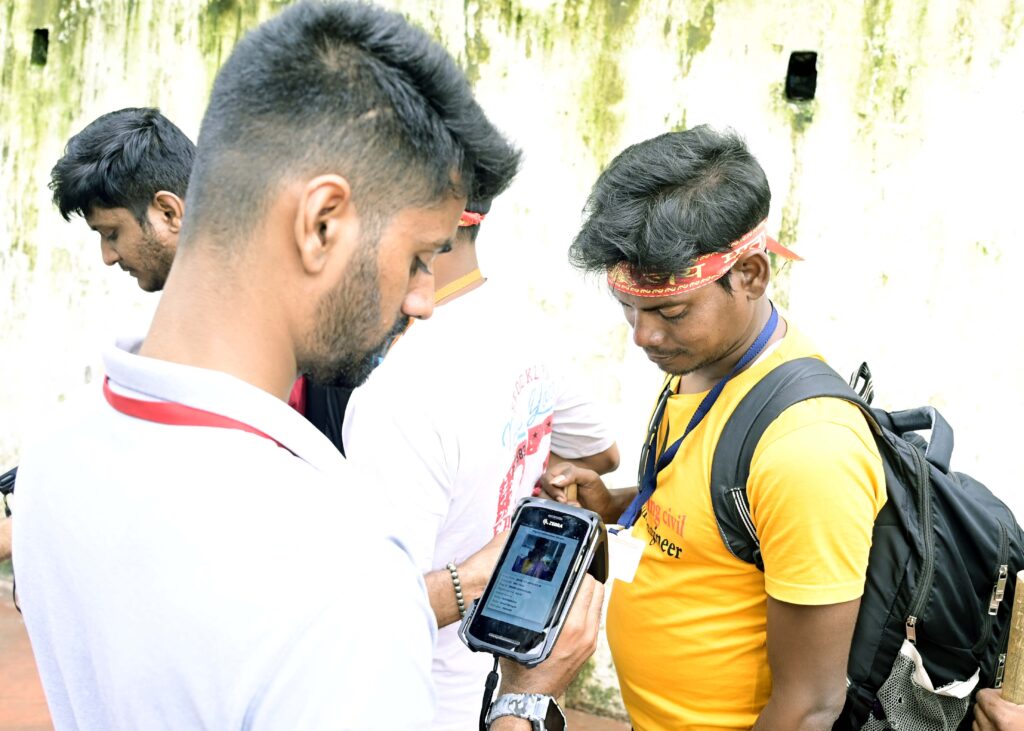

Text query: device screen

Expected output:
[472,505,589,650]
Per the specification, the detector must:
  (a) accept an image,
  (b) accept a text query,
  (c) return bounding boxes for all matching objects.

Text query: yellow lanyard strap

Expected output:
[433,268,483,304]
[386,268,484,354]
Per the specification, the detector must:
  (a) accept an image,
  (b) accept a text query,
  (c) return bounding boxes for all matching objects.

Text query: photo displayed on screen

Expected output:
[511,537,565,582]
[481,526,580,633]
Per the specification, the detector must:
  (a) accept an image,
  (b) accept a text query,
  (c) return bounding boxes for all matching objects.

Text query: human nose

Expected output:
[100,239,119,266]
[402,274,435,321]
[631,310,665,349]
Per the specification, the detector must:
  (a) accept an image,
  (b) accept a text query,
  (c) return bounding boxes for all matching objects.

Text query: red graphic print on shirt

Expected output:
[493,413,554,534]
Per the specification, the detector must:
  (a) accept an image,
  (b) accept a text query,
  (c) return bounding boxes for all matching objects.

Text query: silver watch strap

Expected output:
[485,693,564,730]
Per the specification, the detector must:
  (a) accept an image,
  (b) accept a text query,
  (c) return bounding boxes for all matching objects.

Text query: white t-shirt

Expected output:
[14,339,436,730]
[343,282,614,731]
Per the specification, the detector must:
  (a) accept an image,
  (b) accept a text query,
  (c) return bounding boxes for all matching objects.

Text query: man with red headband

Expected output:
[343,196,619,731]
[540,126,887,730]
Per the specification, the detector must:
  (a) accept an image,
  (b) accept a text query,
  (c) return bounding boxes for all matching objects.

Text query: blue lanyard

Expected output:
[618,306,779,529]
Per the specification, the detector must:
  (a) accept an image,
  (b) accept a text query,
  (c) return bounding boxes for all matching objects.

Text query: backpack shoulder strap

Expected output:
[710,357,869,570]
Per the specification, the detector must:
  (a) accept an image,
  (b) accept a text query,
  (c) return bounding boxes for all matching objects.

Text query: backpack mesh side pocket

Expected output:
[861,640,978,731]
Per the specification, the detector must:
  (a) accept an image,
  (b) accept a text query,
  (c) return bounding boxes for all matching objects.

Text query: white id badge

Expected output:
[607,525,645,583]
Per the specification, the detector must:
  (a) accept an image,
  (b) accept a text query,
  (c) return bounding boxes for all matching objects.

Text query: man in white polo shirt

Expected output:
[344,196,619,731]
[12,3,602,729]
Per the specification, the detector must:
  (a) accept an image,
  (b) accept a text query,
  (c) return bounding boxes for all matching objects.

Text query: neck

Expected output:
[680,298,784,393]
[433,242,484,305]
[138,246,298,401]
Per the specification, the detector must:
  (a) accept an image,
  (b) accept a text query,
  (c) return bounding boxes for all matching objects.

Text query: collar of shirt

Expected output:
[104,336,348,481]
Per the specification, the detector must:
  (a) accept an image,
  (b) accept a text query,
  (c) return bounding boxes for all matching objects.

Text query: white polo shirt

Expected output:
[13,338,436,730]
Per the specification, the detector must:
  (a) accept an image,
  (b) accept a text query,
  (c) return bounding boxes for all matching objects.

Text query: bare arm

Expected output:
[0,518,11,563]
[752,596,859,731]
[425,531,507,628]
[548,443,620,477]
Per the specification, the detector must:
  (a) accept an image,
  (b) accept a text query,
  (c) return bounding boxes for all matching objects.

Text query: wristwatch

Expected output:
[485,693,566,730]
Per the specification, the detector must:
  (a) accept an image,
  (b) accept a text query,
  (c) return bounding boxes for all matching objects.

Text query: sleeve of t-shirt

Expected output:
[747,397,886,606]
[246,537,437,730]
[547,358,617,460]
[342,385,456,573]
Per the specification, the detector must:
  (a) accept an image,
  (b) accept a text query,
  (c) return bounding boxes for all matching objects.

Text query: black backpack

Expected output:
[708,357,1024,730]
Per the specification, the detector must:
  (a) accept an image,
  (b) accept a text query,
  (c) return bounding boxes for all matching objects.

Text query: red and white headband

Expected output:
[458,211,485,227]
[607,219,801,298]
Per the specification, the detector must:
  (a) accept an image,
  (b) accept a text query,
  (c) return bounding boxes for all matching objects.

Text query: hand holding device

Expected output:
[497,573,604,696]
[460,498,608,729]
[459,497,607,668]
[487,575,605,730]
[536,464,615,519]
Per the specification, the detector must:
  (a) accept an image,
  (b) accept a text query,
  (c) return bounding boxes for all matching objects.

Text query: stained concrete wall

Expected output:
[2,0,1023,720]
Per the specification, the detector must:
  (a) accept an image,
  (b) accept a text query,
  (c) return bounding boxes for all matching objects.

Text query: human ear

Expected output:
[292,175,356,275]
[151,191,185,234]
[732,251,771,300]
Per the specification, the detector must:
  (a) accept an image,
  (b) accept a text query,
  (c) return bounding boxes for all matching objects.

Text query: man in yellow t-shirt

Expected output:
[541,126,886,730]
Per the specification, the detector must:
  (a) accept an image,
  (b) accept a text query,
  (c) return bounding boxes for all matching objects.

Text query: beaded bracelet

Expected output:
[446,561,466,619]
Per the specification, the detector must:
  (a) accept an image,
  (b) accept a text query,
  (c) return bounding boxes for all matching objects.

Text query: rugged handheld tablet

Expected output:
[458,497,607,667]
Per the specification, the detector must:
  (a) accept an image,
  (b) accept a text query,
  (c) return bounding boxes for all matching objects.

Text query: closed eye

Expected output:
[658,308,687,321]
[411,241,453,276]
[411,256,432,276]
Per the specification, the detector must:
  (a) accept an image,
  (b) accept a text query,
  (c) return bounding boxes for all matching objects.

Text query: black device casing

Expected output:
[458,497,607,668]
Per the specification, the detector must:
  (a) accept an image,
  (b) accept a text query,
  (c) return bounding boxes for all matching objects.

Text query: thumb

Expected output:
[547,462,577,488]
[537,463,579,502]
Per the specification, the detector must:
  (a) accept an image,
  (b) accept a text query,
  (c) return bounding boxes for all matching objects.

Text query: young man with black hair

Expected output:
[0,109,194,565]
[14,3,601,729]
[540,126,886,730]
[50,105,355,450]
[343,196,619,731]
[49,107,194,292]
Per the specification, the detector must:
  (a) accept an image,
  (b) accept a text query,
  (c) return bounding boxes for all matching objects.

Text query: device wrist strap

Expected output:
[479,655,500,731]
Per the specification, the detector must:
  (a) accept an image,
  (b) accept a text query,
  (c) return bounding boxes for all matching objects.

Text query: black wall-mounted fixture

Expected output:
[31,28,49,67]
[785,51,818,101]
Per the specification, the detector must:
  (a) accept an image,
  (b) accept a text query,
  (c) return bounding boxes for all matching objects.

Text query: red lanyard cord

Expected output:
[103,376,291,453]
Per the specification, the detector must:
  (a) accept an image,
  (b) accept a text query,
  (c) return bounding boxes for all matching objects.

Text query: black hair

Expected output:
[570,126,770,291]
[49,107,195,225]
[184,0,520,245]
[457,196,494,244]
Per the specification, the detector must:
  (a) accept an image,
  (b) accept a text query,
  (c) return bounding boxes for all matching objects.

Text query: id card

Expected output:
[607,525,644,584]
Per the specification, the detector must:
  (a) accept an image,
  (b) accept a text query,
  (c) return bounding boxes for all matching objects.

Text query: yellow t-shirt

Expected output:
[605,325,886,731]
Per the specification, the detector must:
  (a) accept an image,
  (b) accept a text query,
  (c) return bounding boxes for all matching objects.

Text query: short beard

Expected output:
[661,340,739,377]
[303,235,409,389]
[137,226,175,292]
[665,355,715,377]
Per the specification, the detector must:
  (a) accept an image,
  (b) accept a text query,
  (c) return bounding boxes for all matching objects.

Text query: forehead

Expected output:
[610,285,698,311]
[84,206,137,229]
[384,195,465,245]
